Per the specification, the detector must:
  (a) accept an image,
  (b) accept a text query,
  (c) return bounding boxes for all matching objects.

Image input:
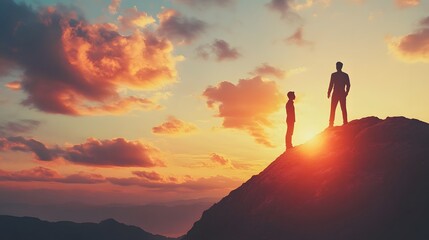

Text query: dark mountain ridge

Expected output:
[0,215,177,240]
[184,116,429,240]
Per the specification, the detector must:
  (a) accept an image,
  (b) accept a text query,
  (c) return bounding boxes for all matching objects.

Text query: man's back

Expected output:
[329,71,350,96]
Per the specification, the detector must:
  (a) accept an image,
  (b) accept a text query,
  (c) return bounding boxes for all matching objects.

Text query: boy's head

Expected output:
[287,91,295,100]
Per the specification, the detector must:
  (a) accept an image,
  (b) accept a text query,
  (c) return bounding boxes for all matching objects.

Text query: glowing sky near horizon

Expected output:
[0,0,428,211]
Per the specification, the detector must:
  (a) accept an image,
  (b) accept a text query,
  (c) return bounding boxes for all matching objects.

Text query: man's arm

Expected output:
[327,73,334,98]
[345,74,351,96]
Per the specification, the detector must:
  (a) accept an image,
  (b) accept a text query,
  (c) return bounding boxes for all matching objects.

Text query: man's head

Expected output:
[287,91,295,100]
[336,61,343,71]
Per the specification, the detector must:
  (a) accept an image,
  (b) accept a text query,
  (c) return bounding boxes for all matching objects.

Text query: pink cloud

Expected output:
[203,77,285,147]
[152,116,197,135]
[0,1,179,115]
[63,138,164,167]
[285,27,313,46]
[250,63,286,79]
[388,16,429,62]
[108,0,121,14]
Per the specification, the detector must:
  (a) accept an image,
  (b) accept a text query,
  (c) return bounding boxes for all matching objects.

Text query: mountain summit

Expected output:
[184,117,429,240]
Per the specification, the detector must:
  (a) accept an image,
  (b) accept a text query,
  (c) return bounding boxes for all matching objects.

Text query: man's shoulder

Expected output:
[332,71,348,75]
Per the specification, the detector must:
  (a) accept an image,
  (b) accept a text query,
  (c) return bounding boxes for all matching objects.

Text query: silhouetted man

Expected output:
[286,91,295,150]
[328,62,350,127]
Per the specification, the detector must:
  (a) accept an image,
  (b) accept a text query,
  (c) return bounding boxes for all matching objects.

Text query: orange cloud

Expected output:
[388,16,429,62]
[395,0,420,8]
[5,81,21,91]
[152,116,197,135]
[0,1,179,115]
[108,0,121,14]
[203,77,285,147]
[118,7,155,30]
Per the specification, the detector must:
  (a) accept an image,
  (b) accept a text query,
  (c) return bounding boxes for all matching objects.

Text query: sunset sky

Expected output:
[0,0,428,236]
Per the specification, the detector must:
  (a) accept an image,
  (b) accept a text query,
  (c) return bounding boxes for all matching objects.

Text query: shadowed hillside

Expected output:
[0,215,177,240]
[184,117,429,240]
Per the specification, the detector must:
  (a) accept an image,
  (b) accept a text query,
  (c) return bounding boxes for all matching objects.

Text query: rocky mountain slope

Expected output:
[184,117,429,240]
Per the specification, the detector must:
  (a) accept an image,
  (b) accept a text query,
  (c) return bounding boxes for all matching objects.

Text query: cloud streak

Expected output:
[0,119,41,137]
[0,167,107,184]
[250,63,286,79]
[395,0,420,8]
[107,175,241,191]
[0,0,179,115]
[0,166,242,193]
[174,0,236,8]
[203,77,285,147]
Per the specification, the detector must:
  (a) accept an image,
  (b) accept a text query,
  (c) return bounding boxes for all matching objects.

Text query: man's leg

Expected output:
[286,122,294,149]
[340,97,348,125]
[329,96,339,127]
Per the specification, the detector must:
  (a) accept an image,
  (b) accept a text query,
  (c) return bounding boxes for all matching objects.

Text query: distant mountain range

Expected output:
[184,117,429,240]
[0,201,213,237]
[0,215,178,240]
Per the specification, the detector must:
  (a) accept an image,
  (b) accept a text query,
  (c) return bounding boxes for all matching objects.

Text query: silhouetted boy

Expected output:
[328,61,351,127]
[286,91,295,150]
